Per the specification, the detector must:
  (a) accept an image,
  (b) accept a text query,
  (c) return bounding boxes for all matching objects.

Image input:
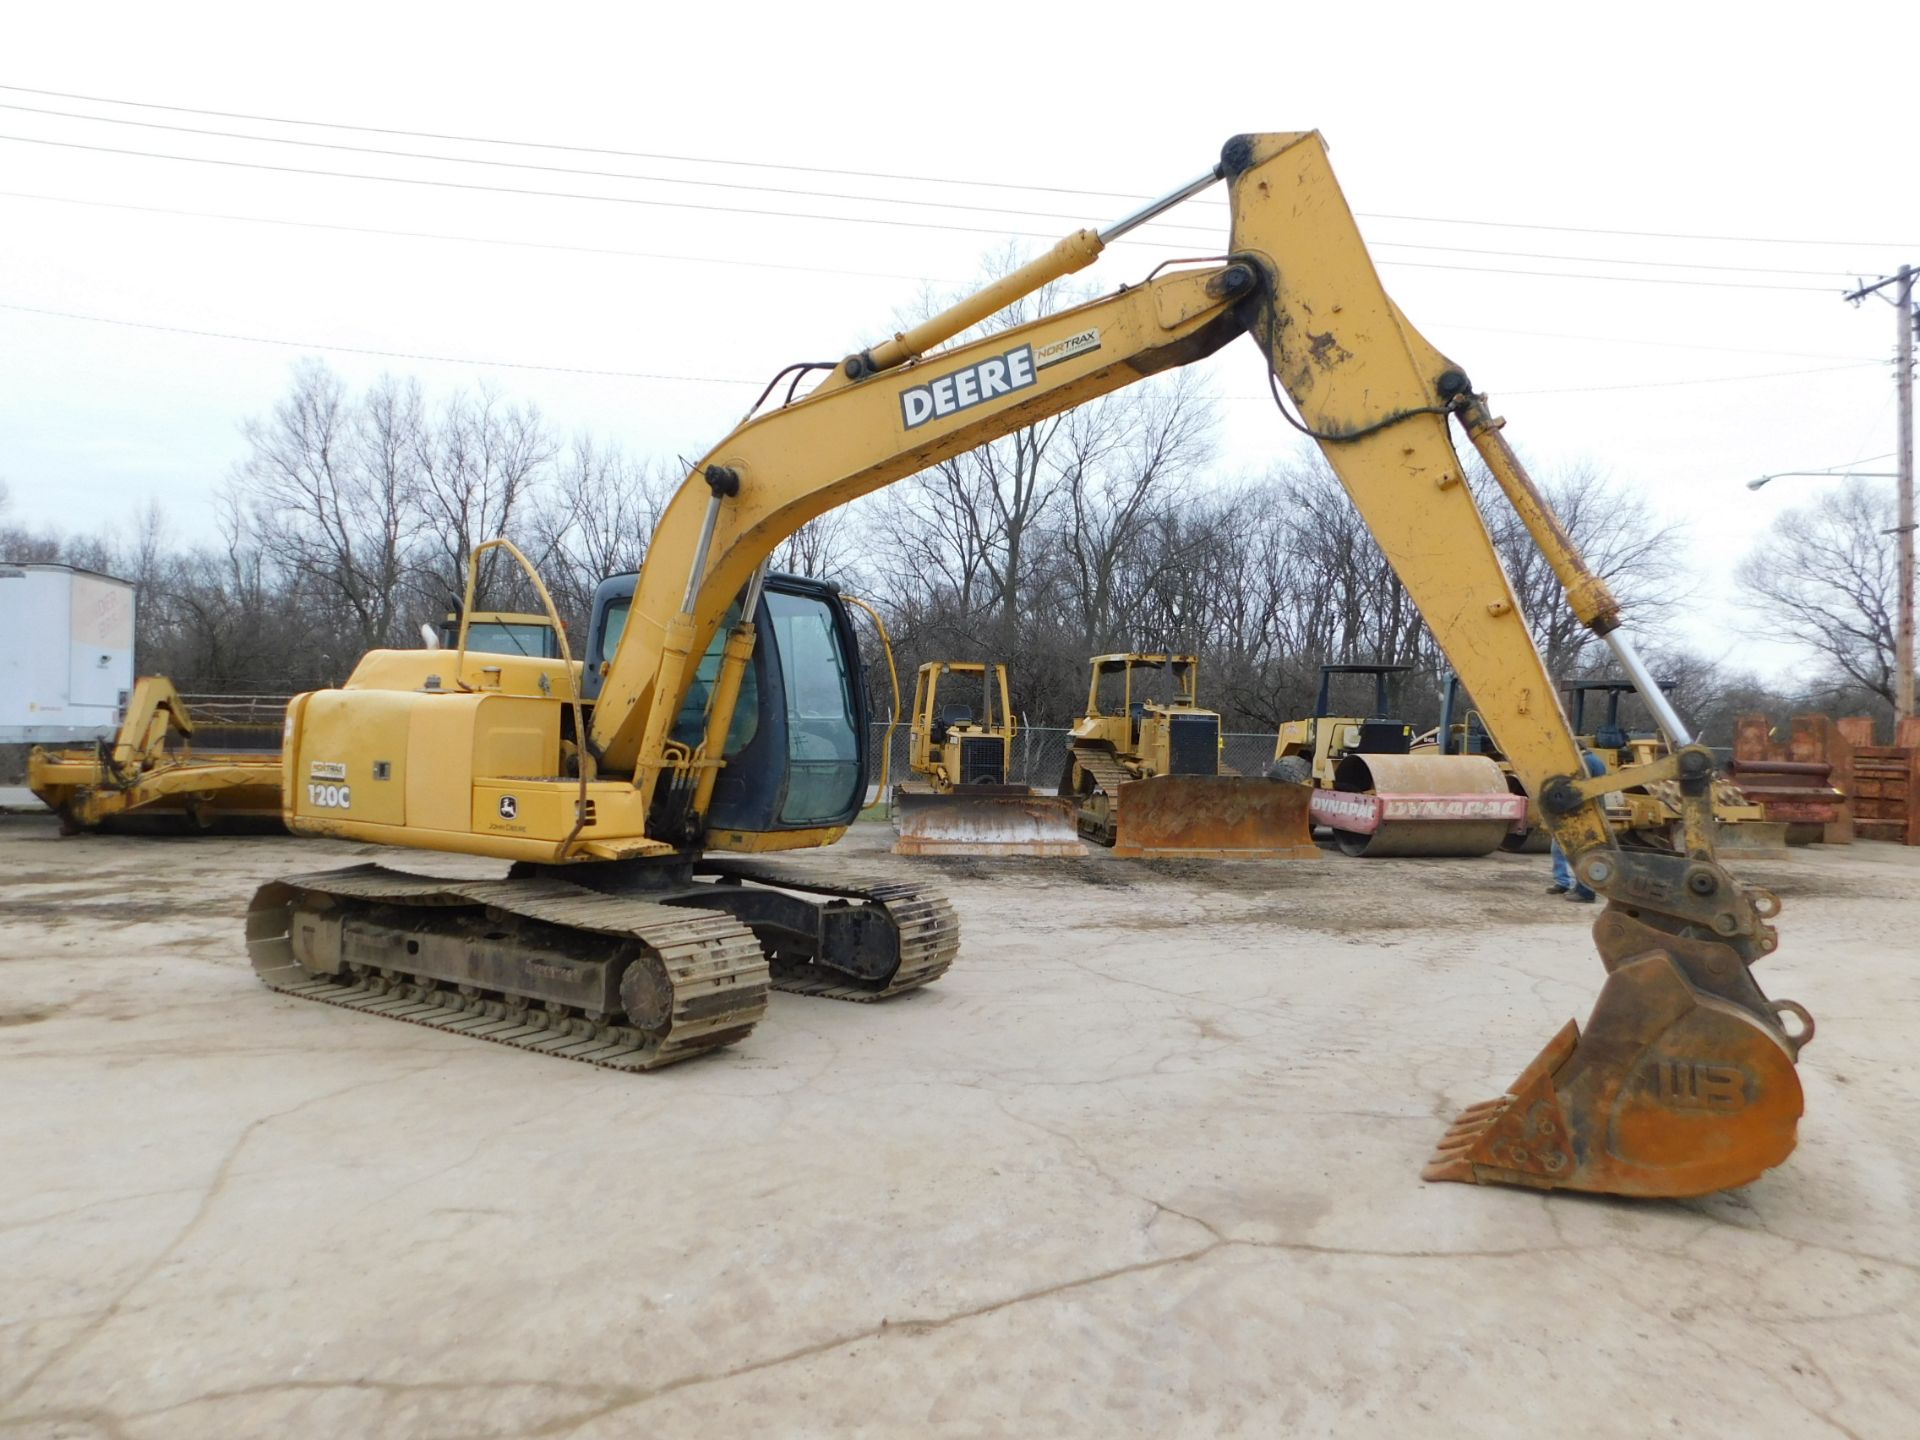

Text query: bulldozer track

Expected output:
[249,866,769,1069]
[1067,744,1132,843]
[697,858,959,1001]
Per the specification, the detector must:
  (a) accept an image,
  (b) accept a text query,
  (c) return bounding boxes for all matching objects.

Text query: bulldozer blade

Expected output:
[1110,776,1318,860]
[1424,940,1806,1198]
[892,789,1087,857]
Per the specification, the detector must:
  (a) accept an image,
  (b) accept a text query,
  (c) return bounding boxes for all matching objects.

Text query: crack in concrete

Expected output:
[0,1185,212,1237]
[0,1062,441,1415]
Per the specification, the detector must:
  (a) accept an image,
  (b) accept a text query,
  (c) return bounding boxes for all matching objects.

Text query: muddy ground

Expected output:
[1,814,1915,1438]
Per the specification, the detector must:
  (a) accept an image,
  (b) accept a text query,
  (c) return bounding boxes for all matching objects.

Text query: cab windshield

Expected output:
[766,590,860,823]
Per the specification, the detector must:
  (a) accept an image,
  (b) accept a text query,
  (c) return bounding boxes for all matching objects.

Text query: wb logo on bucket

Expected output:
[498,796,518,820]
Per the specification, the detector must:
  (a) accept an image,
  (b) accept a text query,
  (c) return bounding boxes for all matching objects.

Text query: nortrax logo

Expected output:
[900,345,1037,430]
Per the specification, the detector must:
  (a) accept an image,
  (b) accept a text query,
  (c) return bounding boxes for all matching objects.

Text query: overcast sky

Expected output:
[3,3,1913,680]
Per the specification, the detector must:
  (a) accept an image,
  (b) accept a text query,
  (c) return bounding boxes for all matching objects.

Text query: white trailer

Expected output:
[0,563,136,744]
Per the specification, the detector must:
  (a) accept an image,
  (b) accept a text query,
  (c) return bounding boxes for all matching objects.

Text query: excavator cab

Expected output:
[434,610,564,659]
[582,572,870,843]
[1275,663,1526,857]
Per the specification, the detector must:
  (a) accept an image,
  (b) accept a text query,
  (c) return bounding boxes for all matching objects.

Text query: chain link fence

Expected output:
[870,723,1276,795]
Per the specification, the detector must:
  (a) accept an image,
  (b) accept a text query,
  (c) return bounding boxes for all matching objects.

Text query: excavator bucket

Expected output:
[892,788,1087,857]
[1111,776,1318,860]
[1312,754,1526,857]
[1425,911,1809,1197]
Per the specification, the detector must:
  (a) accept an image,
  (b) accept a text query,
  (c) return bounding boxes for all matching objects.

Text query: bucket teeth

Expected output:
[1424,1020,1580,1187]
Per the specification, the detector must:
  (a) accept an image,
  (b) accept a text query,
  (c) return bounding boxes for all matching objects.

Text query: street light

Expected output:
[1746,466,1896,492]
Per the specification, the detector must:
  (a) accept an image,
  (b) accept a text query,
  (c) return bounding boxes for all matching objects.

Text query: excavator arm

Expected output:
[583,130,1811,1199]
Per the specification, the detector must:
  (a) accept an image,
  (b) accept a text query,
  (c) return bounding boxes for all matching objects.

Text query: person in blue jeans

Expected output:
[1547,748,1612,903]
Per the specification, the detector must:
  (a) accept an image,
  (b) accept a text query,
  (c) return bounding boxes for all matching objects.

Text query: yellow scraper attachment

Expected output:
[1425,910,1810,1197]
[1111,776,1318,860]
[892,788,1087,857]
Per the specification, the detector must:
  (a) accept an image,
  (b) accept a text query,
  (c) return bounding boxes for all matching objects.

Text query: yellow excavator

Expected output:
[892,661,1084,856]
[1060,653,1316,858]
[246,131,1813,1201]
[1271,663,1527,857]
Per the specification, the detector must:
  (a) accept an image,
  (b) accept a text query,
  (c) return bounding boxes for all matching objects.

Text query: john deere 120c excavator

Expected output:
[892,661,1084,856]
[1061,653,1316,858]
[248,131,1814,1201]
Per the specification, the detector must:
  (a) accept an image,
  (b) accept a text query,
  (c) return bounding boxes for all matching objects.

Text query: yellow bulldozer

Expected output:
[891,661,1084,857]
[234,130,1814,1201]
[1270,663,1528,857]
[1567,679,1789,860]
[1058,653,1316,859]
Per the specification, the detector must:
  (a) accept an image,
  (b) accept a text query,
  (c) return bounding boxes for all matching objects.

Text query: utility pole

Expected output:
[1846,265,1916,723]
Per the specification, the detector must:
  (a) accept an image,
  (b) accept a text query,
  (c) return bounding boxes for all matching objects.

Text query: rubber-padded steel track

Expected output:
[248,865,769,1069]
[696,858,959,1001]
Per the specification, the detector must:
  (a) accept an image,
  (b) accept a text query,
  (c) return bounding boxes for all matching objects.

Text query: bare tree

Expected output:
[237,361,422,653]
[1055,368,1217,649]
[410,385,556,615]
[521,437,674,630]
[1479,458,1689,680]
[0,478,63,562]
[1736,478,1903,706]
[771,507,862,586]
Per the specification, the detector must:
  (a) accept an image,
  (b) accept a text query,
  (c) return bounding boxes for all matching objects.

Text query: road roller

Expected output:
[1271,664,1526,857]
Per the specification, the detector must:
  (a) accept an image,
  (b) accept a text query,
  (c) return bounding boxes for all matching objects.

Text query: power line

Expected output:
[1371,258,1827,293]
[1364,239,1850,280]
[1361,211,1916,250]
[1226,361,1884,402]
[3,190,1881,362]
[0,81,1143,201]
[4,80,1911,250]
[0,300,759,384]
[0,99,1146,229]
[0,134,1846,292]
[0,132,1129,242]
[0,189,956,286]
[0,99,1866,279]
[1430,320,1875,364]
[1502,361,1883,396]
[4,298,1885,399]
[1223,360,1885,403]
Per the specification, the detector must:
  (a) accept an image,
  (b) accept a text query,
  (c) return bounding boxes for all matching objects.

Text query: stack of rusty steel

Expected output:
[1730,715,1852,846]
[1837,716,1920,846]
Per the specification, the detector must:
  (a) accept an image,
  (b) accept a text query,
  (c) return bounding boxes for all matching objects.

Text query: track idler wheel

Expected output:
[1425,927,1810,1198]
